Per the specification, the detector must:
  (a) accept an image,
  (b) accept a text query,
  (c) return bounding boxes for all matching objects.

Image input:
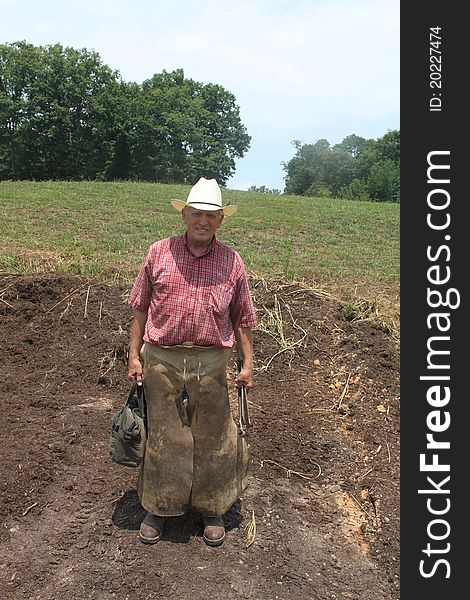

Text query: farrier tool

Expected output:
[237,354,251,436]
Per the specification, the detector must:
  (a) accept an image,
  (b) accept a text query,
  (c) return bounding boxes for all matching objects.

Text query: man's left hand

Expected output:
[236,366,253,391]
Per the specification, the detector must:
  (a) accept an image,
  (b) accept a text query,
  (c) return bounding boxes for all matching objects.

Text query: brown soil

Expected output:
[0,273,400,600]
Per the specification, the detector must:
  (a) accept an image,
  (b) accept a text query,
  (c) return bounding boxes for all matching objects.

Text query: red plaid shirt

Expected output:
[128,234,257,348]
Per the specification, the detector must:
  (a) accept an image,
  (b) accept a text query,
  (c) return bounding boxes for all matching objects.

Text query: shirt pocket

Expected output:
[205,283,233,316]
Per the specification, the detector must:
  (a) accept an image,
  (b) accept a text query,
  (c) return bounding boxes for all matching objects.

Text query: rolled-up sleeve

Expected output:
[230,269,257,331]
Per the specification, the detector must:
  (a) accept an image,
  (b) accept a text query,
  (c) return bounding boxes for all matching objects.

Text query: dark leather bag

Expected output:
[109,381,147,467]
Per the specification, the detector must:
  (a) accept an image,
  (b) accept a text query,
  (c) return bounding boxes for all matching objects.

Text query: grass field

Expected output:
[0,180,399,287]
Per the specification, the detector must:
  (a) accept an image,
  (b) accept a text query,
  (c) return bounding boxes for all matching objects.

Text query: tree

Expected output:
[0,45,250,184]
[283,139,331,196]
[338,179,371,201]
[0,41,41,178]
[333,134,369,158]
[104,132,132,180]
[375,129,400,163]
[0,41,123,180]
[130,70,250,184]
[247,185,281,194]
[282,130,400,202]
[367,158,400,202]
[324,147,355,196]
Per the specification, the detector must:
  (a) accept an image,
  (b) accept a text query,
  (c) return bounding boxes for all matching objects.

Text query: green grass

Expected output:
[0,180,399,285]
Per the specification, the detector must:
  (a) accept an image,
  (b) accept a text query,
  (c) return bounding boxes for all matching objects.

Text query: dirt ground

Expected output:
[0,273,400,600]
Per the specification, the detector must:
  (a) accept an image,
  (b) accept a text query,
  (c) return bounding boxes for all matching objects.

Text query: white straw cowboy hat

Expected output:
[171,177,237,216]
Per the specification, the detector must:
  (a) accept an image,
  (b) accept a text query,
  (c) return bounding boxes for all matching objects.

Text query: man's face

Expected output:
[182,208,223,246]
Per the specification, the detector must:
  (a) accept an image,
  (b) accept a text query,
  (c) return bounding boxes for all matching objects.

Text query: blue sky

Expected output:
[0,0,399,191]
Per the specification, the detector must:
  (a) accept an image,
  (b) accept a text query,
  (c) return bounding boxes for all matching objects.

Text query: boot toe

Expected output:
[202,515,226,547]
[139,513,166,544]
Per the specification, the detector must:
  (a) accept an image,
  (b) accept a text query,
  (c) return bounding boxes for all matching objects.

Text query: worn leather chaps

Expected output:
[138,342,249,516]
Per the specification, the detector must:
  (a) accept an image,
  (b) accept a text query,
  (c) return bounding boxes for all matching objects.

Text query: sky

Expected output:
[0,0,400,192]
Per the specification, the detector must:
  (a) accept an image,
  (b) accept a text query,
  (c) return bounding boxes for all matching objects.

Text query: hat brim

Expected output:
[171,199,237,216]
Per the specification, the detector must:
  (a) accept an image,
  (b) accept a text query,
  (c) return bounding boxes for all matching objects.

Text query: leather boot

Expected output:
[202,514,226,547]
[139,512,166,544]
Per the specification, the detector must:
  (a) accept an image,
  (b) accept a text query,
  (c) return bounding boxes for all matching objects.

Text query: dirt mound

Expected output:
[0,273,400,600]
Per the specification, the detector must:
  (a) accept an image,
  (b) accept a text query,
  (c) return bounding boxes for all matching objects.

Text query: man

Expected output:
[127,177,257,547]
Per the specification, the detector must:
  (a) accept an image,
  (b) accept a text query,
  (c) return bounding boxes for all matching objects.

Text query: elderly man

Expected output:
[127,177,257,547]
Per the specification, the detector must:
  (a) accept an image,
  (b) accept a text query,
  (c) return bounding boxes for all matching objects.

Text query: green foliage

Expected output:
[338,179,371,202]
[0,41,121,180]
[376,129,400,163]
[282,139,331,196]
[247,185,281,194]
[128,70,250,185]
[344,303,360,321]
[367,158,400,203]
[0,43,250,184]
[104,132,132,180]
[283,130,400,202]
[334,134,370,158]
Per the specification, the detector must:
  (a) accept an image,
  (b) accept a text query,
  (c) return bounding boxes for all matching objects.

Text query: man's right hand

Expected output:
[128,356,143,385]
[128,308,147,386]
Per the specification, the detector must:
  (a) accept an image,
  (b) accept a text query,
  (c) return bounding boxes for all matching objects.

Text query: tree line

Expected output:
[281,131,400,202]
[1,41,398,201]
[0,41,250,184]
